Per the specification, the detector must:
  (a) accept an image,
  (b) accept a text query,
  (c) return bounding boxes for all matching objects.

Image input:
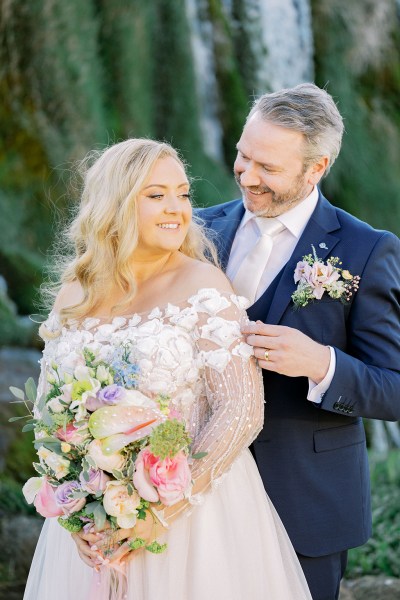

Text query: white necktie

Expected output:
[232,217,285,302]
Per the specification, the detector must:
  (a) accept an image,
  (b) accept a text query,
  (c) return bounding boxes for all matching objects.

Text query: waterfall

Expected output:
[250,0,314,92]
[185,0,224,162]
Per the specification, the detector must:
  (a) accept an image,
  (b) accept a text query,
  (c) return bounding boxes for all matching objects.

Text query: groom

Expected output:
[198,83,400,600]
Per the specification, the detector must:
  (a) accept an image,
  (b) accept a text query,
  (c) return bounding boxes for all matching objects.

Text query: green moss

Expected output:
[346,450,400,578]
[312,0,400,234]
[206,0,249,166]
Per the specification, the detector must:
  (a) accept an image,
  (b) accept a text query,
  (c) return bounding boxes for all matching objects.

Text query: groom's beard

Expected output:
[235,173,310,217]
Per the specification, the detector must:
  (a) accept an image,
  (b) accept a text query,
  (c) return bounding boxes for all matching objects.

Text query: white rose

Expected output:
[200,317,241,348]
[47,396,66,414]
[86,439,125,473]
[103,481,140,528]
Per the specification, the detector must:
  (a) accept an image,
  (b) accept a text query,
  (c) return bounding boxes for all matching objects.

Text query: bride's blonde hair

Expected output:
[49,138,219,322]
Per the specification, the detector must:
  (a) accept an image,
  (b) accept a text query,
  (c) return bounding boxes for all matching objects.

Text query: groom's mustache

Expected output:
[235,174,272,196]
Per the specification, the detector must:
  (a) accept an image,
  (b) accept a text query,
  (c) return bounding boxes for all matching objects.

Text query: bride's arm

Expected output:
[159,294,265,525]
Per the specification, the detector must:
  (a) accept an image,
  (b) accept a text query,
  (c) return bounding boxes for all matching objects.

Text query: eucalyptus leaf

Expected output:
[82,470,90,482]
[37,393,47,413]
[25,377,37,403]
[9,386,25,400]
[22,423,36,432]
[8,416,27,422]
[85,501,100,514]
[191,452,208,460]
[93,504,107,530]
[71,491,89,499]
[41,405,54,428]
[86,456,97,469]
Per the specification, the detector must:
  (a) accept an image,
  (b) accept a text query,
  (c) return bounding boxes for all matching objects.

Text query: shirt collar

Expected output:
[239,186,319,240]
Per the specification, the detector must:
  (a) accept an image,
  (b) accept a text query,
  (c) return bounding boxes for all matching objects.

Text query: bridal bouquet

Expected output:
[11,342,195,557]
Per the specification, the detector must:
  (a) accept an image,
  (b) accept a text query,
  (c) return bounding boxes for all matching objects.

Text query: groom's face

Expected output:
[234,112,316,217]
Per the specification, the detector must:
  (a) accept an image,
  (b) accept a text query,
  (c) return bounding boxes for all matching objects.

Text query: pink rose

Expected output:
[79,467,110,494]
[134,448,191,506]
[55,423,90,445]
[23,477,64,518]
[133,449,160,502]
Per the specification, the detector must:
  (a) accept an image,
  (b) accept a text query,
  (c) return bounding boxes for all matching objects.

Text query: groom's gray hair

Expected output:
[248,83,344,175]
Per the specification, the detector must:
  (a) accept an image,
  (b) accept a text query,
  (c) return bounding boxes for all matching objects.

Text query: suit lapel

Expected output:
[208,200,245,271]
[265,195,341,324]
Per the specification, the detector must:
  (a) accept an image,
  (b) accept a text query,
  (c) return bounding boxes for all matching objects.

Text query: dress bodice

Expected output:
[37,288,264,520]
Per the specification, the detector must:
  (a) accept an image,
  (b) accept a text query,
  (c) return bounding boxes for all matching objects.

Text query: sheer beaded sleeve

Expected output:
[161,290,264,524]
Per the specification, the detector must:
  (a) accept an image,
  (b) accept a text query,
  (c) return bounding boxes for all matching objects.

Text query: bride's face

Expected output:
[136,156,192,254]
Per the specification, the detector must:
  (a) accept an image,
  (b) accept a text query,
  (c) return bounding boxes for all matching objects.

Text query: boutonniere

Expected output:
[292,245,360,308]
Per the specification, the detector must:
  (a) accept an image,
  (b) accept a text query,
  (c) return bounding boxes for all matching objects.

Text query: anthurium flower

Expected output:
[88,404,165,455]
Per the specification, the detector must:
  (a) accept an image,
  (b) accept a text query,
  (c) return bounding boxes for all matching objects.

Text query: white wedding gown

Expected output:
[24,288,311,600]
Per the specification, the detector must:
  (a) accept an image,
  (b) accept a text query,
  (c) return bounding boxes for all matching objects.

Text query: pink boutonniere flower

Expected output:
[292,246,360,308]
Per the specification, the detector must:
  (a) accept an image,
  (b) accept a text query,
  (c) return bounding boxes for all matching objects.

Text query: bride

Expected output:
[23,138,311,599]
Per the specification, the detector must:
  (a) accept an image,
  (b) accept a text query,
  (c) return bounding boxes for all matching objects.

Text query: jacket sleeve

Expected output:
[320,231,400,421]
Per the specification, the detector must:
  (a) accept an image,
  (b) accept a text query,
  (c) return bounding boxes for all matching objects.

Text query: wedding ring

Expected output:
[264,350,269,361]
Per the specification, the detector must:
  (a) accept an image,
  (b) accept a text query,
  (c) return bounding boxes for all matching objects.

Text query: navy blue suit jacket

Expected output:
[198,192,400,556]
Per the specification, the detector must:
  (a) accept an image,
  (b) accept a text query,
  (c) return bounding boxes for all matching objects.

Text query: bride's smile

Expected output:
[135,156,192,257]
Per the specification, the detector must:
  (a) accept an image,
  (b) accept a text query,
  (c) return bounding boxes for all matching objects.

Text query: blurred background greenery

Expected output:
[0,0,399,595]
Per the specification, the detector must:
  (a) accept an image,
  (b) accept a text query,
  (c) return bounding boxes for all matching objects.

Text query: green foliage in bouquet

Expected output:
[149,419,192,460]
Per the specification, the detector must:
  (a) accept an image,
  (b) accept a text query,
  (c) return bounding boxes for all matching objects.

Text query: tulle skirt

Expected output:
[24,450,311,600]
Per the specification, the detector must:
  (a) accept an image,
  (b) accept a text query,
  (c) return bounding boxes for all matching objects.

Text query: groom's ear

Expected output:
[307,156,329,185]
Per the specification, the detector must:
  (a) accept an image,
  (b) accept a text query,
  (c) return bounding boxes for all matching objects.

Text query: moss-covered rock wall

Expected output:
[0,0,399,337]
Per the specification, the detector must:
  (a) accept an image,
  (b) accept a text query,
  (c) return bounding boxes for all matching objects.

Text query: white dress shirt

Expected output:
[226,186,335,404]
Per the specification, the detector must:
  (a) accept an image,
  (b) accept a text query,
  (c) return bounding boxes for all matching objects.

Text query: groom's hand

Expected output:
[242,320,330,382]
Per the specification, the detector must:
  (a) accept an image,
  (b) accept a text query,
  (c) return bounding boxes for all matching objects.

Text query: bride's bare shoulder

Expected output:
[53,281,84,313]
[177,257,233,296]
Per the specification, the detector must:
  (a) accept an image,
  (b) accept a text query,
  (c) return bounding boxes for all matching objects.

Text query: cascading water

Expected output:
[185,0,224,162]
[255,0,314,91]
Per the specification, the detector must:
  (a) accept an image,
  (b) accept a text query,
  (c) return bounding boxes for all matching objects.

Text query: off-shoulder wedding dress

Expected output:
[24,288,311,600]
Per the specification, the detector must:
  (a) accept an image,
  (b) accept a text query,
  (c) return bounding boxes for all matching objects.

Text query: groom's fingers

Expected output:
[246,334,280,349]
[241,320,283,336]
